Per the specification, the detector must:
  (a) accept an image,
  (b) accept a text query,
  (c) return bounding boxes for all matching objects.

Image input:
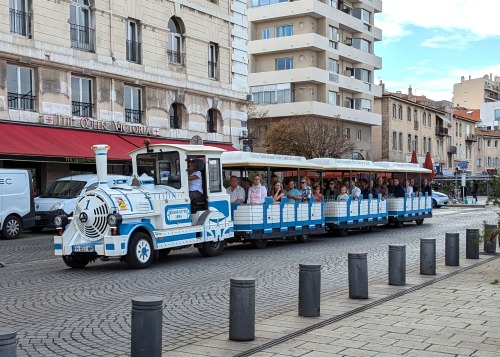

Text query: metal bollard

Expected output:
[298,264,321,317]
[466,228,480,259]
[0,328,17,357]
[348,253,368,299]
[445,233,460,266]
[388,245,406,286]
[131,296,163,357]
[229,278,255,341]
[420,238,436,275]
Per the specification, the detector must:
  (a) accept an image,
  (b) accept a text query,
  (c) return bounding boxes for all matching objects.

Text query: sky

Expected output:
[374,0,500,103]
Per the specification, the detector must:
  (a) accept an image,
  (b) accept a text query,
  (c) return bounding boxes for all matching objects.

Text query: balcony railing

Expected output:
[126,40,141,64]
[70,24,95,52]
[167,50,185,65]
[435,126,449,136]
[208,61,219,80]
[465,134,477,142]
[447,146,457,154]
[125,108,143,124]
[8,92,36,111]
[72,101,93,118]
[9,8,31,37]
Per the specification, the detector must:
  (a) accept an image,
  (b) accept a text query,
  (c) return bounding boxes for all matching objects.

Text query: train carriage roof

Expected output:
[128,144,226,157]
[374,161,432,174]
[309,158,386,172]
[221,151,323,170]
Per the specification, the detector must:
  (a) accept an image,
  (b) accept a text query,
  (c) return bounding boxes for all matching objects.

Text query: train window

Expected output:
[208,158,222,193]
[136,151,181,189]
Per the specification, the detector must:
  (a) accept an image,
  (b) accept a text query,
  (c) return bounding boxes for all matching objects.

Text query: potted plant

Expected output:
[479,217,499,253]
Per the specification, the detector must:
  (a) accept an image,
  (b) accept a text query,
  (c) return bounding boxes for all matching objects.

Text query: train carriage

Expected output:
[221,151,325,248]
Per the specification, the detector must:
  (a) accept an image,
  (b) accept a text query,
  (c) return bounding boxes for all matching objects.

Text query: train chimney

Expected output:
[92,144,110,188]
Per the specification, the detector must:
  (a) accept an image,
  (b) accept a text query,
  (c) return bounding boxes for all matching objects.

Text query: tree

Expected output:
[263,115,356,159]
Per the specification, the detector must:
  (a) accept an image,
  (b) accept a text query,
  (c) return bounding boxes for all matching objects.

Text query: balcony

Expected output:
[435,126,449,136]
[8,92,36,111]
[167,50,185,65]
[465,134,477,142]
[125,109,143,124]
[72,101,93,118]
[9,8,31,37]
[447,146,457,154]
[126,40,141,64]
[208,61,219,80]
[70,24,95,52]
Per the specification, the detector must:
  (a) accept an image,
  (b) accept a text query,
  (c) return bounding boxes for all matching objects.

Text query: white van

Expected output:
[33,174,129,231]
[0,169,35,239]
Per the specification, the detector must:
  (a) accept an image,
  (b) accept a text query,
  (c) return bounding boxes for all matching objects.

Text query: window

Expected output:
[7,64,35,111]
[124,86,142,123]
[275,24,293,37]
[344,128,350,139]
[71,76,93,117]
[459,123,462,137]
[407,107,411,122]
[455,123,458,136]
[392,131,397,150]
[413,109,418,122]
[407,134,412,152]
[428,140,431,154]
[70,0,94,52]
[167,17,184,64]
[329,0,338,8]
[414,135,418,153]
[208,158,222,193]
[422,112,426,127]
[354,98,371,112]
[399,132,403,151]
[496,140,498,148]
[353,68,370,82]
[207,109,218,133]
[495,109,500,121]
[487,139,491,148]
[329,26,339,48]
[392,104,396,119]
[262,29,270,39]
[328,91,339,105]
[208,42,218,80]
[487,156,492,167]
[9,0,31,37]
[436,139,440,155]
[477,159,482,168]
[126,19,141,63]
[251,84,292,105]
[398,105,403,120]
[356,129,361,141]
[169,103,182,129]
[352,38,370,53]
[275,57,293,70]
[252,0,288,7]
[423,137,427,153]
[328,58,339,73]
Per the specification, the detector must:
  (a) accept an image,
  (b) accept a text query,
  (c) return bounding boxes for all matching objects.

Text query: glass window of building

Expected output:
[9,0,31,37]
[169,103,182,129]
[262,29,270,39]
[70,0,94,52]
[126,19,141,63]
[7,64,35,111]
[328,91,339,105]
[124,86,142,123]
[208,42,219,80]
[207,109,218,133]
[275,24,293,37]
[275,57,293,70]
[71,76,93,117]
[167,17,184,64]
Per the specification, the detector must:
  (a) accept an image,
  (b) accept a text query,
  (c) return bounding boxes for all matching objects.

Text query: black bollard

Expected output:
[445,233,460,266]
[388,245,406,286]
[131,296,163,357]
[229,278,255,341]
[0,328,17,357]
[298,264,321,317]
[420,238,436,275]
[466,228,480,259]
[348,253,368,299]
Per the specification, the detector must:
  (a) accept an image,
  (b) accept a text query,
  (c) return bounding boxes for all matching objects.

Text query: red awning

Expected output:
[0,122,236,162]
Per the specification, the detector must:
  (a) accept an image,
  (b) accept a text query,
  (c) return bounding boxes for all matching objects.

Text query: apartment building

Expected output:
[451,109,480,174]
[246,0,383,158]
[372,87,451,172]
[0,0,248,191]
[453,74,500,109]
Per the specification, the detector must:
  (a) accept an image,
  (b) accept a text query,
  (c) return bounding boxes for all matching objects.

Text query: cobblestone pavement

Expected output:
[0,204,497,356]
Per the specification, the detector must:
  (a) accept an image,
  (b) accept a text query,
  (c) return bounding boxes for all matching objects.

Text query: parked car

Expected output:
[432,190,449,208]
[32,174,129,232]
[0,169,36,239]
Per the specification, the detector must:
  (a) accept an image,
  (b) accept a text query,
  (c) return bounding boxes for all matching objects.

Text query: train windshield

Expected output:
[136,151,181,189]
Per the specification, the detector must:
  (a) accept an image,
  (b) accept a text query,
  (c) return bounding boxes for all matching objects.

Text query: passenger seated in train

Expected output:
[311,184,323,202]
[360,178,377,199]
[375,177,388,198]
[350,180,361,200]
[283,178,302,203]
[337,186,350,201]
[403,179,413,195]
[271,181,285,203]
[324,180,339,200]
[393,178,406,198]
[421,179,432,196]
[387,178,395,195]
[188,160,204,201]
[247,175,267,204]
[226,175,245,203]
[269,174,279,193]
[300,176,312,202]
[410,178,419,195]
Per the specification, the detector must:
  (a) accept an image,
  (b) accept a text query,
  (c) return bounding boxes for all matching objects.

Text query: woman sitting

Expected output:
[311,184,323,202]
[337,186,350,201]
[271,181,285,202]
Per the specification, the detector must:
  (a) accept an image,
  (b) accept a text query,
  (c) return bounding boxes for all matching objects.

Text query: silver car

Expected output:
[432,191,449,208]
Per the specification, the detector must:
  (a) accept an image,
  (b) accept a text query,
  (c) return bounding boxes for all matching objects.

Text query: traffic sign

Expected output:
[458,161,468,170]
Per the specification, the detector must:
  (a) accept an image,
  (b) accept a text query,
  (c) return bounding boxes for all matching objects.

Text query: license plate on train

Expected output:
[73,245,94,253]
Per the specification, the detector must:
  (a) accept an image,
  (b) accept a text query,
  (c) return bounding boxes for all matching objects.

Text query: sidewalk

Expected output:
[169,254,500,357]
[447,195,488,208]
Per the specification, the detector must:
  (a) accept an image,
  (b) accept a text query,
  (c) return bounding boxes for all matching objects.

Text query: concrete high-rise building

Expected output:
[0,0,248,191]
[453,74,500,109]
[246,0,382,159]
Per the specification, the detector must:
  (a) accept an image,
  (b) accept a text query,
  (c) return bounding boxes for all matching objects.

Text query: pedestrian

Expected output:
[472,180,479,203]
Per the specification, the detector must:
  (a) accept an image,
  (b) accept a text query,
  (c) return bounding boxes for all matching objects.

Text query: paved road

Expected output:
[0,206,496,356]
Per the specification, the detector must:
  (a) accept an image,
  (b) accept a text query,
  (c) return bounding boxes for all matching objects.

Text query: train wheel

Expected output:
[62,256,90,269]
[250,239,268,249]
[126,232,154,269]
[338,228,349,237]
[416,219,424,225]
[198,241,225,257]
[296,234,309,243]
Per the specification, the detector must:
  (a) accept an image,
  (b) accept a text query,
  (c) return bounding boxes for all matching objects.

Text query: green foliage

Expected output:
[486,176,500,206]
[491,279,499,285]
[479,218,500,243]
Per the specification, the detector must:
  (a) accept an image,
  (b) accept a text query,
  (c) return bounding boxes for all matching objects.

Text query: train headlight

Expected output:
[53,215,63,227]
[107,213,122,227]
